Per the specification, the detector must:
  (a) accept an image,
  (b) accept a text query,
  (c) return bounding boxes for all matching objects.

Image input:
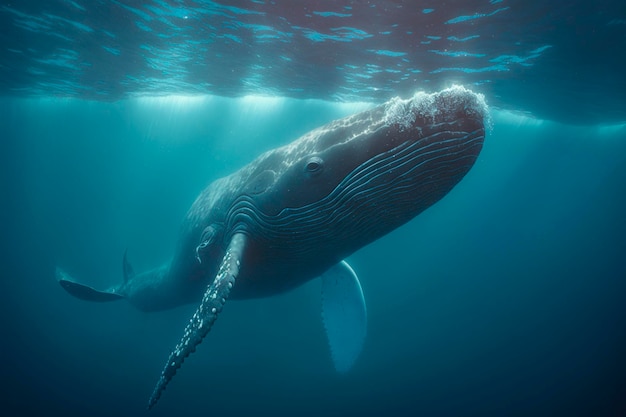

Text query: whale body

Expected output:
[57,85,488,408]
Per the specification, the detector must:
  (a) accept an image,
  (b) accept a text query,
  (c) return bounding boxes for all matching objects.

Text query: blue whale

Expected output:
[57,86,488,408]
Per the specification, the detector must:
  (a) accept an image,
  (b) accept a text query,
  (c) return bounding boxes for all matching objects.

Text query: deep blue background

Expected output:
[1,0,625,415]
[2,97,625,417]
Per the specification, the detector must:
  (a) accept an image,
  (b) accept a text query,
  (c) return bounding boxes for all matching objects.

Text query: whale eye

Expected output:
[305,156,324,175]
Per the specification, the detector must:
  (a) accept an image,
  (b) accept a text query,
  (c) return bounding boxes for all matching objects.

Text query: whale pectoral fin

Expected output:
[320,260,367,373]
[148,233,247,410]
[56,267,124,302]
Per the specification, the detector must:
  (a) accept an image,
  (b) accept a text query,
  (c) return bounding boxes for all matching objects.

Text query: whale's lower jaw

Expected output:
[231,119,483,268]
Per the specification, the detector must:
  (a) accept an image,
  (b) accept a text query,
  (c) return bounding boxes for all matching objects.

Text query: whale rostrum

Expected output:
[57,85,488,408]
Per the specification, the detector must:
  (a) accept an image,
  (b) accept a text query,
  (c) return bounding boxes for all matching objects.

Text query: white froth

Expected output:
[384,85,490,130]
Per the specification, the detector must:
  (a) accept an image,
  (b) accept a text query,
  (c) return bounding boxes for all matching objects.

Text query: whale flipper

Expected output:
[56,268,124,302]
[321,261,367,373]
[148,233,247,409]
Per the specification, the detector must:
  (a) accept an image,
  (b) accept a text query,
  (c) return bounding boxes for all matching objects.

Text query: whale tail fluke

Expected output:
[56,267,124,302]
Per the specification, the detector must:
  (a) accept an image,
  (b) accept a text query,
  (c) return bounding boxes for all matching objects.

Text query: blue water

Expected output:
[2,2,626,417]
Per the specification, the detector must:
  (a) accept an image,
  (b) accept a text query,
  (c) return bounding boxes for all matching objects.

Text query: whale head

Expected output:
[219,85,488,271]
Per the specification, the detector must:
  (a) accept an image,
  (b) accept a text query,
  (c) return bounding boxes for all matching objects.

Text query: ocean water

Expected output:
[2,2,625,417]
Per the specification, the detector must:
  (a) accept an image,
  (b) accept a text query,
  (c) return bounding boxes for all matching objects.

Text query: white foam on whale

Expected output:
[384,85,491,130]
